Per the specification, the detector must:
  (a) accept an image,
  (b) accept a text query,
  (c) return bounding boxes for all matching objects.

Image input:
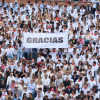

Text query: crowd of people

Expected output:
[0,0,100,100]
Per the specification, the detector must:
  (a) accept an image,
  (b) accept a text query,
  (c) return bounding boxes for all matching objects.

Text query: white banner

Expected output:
[23,33,68,48]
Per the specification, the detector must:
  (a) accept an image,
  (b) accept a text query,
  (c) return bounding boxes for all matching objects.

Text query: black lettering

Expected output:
[33,38,37,43]
[53,37,58,43]
[50,37,53,43]
[27,38,32,43]
[44,38,49,43]
[58,37,63,43]
[38,38,43,43]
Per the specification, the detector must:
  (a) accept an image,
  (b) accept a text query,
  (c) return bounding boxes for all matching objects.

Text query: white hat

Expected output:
[0,72,2,76]
[14,0,18,2]
[24,85,27,88]
[52,92,56,95]
[59,94,64,98]
[73,45,77,48]
[66,76,68,79]
[14,84,19,88]
[3,19,6,22]
[80,71,85,74]
[70,79,74,81]
[44,94,48,96]
[43,68,47,71]
[8,88,12,91]
[12,79,15,81]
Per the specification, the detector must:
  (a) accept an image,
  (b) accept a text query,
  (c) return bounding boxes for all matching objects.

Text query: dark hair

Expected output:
[0,91,2,97]
[18,39,22,47]
[38,88,42,91]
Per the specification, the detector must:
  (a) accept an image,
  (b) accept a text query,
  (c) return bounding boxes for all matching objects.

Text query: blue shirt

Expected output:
[27,83,36,92]
[0,2,7,7]
[13,3,19,9]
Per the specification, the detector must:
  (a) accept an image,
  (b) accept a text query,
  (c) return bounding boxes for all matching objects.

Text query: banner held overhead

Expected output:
[23,33,68,48]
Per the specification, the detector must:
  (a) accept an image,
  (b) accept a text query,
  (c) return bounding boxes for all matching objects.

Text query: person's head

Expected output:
[8,88,12,94]
[59,96,64,100]
[58,60,61,64]
[63,60,67,65]
[20,80,24,85]
[78,77,82,81]
[12,79,15,84]
[30,80,34,84]
[89,71,92,76]
[47,88,51,93]
[28,1,30,4]
[59,82,64,87]
[44,95,48,99]
[38,53,42,57]
[79,36,82,40]
[52,93,56,99]
[14,85,19,90]
[74,72,77,76]
[0,72,2,77]
[84,83,88,88]
[25,73,28,78]
[88,65,92,70]
[93,61,96,66]
[57,74,61,79]
[0,91,2,97]
[91,77,94,81]
[65,76,69,81]
[10,73,13,77]
[72,89,76,94]
[80,91,84,96]
[29,93,33,98]
[75,83,79,89]
[24,86,27,91]
[44,74,48,79]
[8,97,13,100]
[38,88,42,94]
[37,80,42,85]
[23,93,27,98]
[1,79,4,84]
[87,91,91,96]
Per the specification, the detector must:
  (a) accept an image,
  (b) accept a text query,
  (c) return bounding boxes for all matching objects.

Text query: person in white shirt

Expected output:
[17,40,24,61]
[0,49,3,65]
[35,93,43,100]
[82,83,90,94]
[92,0,99,14]
[75,77,83,88]
[27,79,36,93]
[21,85,31,98]
[7,73,15,86]
[45,88,53,99]
[0,91,5,100]
[42,74,50,92]
[89,77,96,89]
[67,2,72,14]
[5,44,14,60]
[55,74,63,87]
[23,73,30,85]
[15,62,22,72]
[37,53,45,63]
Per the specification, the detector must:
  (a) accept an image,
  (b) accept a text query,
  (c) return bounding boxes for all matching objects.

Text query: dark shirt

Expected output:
[28,97,34,100]
[63,80,70,87]
[71,75,79,83]
[0,76,5,82]
[64,87,73,94]
[0,83,6,89]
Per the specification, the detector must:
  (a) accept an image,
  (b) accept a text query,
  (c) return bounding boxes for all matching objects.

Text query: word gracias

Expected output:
[27,37,63,43]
